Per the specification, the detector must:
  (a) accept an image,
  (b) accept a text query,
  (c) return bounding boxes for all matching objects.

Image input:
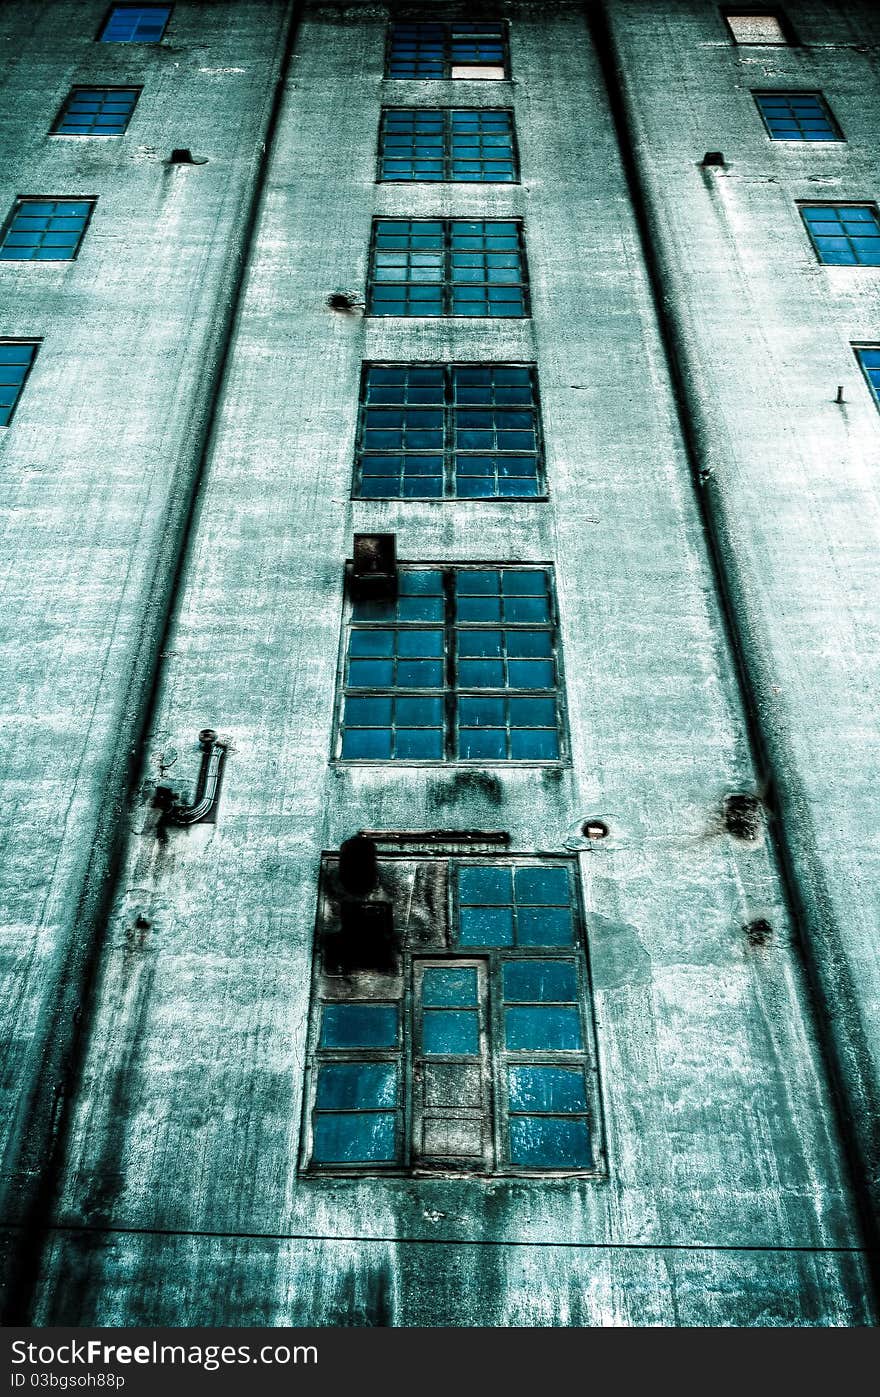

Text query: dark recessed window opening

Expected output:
[52,87,141,136]
[378,108,517,182]
[0,342,39,427]
[99,5,171,42]
[854,345,880,409]
[753,92,842,142]
[0,199,95,263]
[355,363,544,500]
[386,21,509,80]
[800,204,880,266]
[338,565,566,764]
[367,219,529,318]
[723,10,791,44]
[302,852,603,1176]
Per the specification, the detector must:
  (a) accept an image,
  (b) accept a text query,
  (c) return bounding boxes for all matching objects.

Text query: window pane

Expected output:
[515,866,570,904]
[459,865,513,904]
[422,966,479,1006]
[509,1115,592,1168]
[502,960,578,1003]
[459,905,514,946]
[320,1003,398,1048]
[316,1062,398,1110]
[508,1066,587,1114]
[312,1112,397,1163]
[505,1006,583,1051]
[423,1009,480,1055]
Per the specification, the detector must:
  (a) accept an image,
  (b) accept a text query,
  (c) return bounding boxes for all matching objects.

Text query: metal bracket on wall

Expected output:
[154,728,227,826]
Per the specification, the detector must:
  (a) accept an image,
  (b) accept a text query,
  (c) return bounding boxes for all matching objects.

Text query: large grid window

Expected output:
[368,219,529,318]
[0,199,95,262]
[723,11,789,44]
[753,92,842,142]
[53,87,140,136]
[356,363,543,500]
[378,109,517,182]
[99,5,171,41]
[339,566,564,763]
[304,855,600,1175]
[0,342,39,427]
[386,21,509,79]
[800,204,880,266]
[855,346,880,410]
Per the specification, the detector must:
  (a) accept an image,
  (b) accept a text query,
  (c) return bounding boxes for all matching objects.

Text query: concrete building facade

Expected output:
[0,0,878,1326]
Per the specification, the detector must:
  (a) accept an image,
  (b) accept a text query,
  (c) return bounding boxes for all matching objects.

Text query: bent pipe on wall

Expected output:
[0,0,304,1324]
[584,0,880,1296]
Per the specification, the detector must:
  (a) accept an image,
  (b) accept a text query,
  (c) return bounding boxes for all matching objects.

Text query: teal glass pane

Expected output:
[509,1115,591,1168]
[320,1003,398,1048]
[505,1005,582,1051]
[459,865,512,904]
[316,1062,398,1110]
[422,966,478,1006]
[502,960,577,1003]
[459,905,514,946]
[517,907,574,945]
[312,1112,397,1163]
[515,866,570,904]
[508,1065,587,1113]
[423,1008,479,1054]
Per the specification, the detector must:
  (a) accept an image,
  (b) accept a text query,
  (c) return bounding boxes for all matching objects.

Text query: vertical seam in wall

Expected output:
[0,0,304,1325]
[584,0,880,1304]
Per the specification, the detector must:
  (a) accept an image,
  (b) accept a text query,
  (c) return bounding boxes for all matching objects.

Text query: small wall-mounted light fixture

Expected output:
[701,151,726,168]
[581,819,609,840]
[326,291,361,312]
[168,148,208,165]
[352,532,397,601]
[154,728,226,826]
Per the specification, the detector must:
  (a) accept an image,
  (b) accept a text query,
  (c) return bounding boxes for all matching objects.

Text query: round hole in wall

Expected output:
[581,819,609,840]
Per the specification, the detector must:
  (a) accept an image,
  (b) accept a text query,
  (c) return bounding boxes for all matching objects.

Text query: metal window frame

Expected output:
[377,107,519,184]
[0,339,41,428]
[51,85,142,137]
[752,90,843,143]
[384,19,511,80]
[854,343,880,411]
[300,852,606,1179]
[334,563,569,767]
[797,201,880,267]
[366,217,531,319]
[97,4,172,43]
[354,360,546,501]
[0,196,97,264]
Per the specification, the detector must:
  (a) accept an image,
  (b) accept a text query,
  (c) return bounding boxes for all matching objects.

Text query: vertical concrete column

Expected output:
[588,0,880,1260]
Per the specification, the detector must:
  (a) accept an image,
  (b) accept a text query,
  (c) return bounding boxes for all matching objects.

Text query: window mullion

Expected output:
[443,568,457,760]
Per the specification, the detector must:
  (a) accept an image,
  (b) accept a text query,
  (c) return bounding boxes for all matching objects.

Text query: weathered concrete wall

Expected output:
[15,2,875,1326]
[599,0,880,1227]
[0,0,295,1242]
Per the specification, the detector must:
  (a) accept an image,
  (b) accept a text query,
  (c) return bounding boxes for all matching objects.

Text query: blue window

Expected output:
[800,204,880,266]
[457,864,576,946]
[0,199,94,263]
[753,92,841,141]
[305,854,599,1175]
[356,363,543,500]
[99,5,171,41]
[53,87,140,136]
[339,566,565,762]
[378,109,517,182]
[855,346,880,409]
[0,342,39,427]
[368,219,529,318]
[386,21,509,79]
